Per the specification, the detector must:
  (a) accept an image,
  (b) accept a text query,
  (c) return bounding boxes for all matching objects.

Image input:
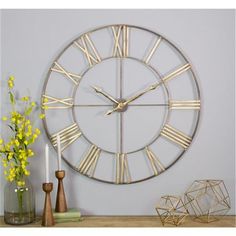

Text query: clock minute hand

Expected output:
[105,82,161,116]
[124,82,161,105]
[92,86,119,104]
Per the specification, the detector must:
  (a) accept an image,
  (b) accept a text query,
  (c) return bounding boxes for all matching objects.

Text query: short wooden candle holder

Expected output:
[42,183,55,227]
[55,170,67,212]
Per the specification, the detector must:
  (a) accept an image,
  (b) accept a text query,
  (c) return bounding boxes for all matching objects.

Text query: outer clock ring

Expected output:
[41,24,201,184]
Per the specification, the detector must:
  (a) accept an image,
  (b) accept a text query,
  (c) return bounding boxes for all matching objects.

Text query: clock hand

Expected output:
[124,82,161,105]
[92,86,119,104]
[105,82,161,115]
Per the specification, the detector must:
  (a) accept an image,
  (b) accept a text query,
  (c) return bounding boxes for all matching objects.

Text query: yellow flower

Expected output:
[17,133,23,139]
[24,140,28,145]
[39,114,45,119]
[41,105,49,110]
[21,96,29,102]
[11,117,16,123]
[43,97,48,103]
[17,181,25,187]
[9,76,15,81]
[35,128,41,135]
[25,120,30,125]
[8,80,14,89]
[24,170,30,176]
[28,149,34,157]
[0,139,3,145]
[31,102,36,107]
[14,139,20,147]
[2,116,8,121]
[8,152,13,160]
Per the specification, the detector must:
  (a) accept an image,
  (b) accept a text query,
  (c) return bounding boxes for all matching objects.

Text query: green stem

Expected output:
[17,186,24,221]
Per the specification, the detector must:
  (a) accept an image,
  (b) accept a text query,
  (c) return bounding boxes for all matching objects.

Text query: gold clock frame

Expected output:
[41,24,201,184]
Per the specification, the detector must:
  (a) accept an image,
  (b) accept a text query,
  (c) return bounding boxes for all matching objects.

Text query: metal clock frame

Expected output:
[41,24,201,184]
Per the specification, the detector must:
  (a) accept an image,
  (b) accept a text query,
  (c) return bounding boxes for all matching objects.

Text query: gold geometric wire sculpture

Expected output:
[155,195,189,226]
[184,180,231,223]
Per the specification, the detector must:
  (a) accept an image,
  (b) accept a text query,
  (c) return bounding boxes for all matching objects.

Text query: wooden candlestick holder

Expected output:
[42,183,55,227]
[55,170,68,212]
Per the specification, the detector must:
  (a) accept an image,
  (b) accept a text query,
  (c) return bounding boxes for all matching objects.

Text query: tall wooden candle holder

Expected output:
[55,170,67,212]
[42,183,55,227]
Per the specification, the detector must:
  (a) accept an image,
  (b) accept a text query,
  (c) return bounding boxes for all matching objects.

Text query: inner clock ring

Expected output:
[72,56,170,154]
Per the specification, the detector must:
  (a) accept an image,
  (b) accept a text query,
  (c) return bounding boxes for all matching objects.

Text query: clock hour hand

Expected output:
[92,86,119,104]
[105,82,161,116]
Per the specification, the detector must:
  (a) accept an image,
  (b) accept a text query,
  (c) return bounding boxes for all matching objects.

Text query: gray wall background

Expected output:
[0,9,235,215]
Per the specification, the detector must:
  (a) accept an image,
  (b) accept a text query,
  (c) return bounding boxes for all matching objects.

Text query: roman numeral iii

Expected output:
[161,124,192,149]
[145,147,165,175]
[51,123,82,152]
[112,25,129,57]
[116,153,131,184]
[51,61,81,85]
[78,145,101,177]
[74,34,101,67]
[42,95,73,109]
[169,100,200,110]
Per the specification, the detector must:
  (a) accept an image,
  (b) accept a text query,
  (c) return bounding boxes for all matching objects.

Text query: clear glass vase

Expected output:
[4,177,35,225]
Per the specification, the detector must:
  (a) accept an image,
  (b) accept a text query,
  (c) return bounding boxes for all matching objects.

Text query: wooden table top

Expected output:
[0,216,235,227]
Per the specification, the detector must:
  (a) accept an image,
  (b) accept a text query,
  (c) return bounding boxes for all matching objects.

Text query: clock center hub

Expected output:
[114,99,128,112]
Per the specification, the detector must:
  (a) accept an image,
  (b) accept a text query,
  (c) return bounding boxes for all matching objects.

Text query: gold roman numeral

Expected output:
[161,124,192,149]
[145,147,165,176]
[116,153,131,184]
[74,34,101,67]
[169,100,201,110]
[162,63,191,83]
[78,145,101,177]
[112,25,129,57]
[51,123,82,152]
[42,95,73,109]
[51,62,81,85]
[144,37,162,64]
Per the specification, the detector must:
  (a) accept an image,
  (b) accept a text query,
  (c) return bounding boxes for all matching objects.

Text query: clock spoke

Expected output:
[128,103,168,107]
[73,104,113,107]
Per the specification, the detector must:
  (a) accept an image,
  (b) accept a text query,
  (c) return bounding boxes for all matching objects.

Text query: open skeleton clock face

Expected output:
[41,24,201,184]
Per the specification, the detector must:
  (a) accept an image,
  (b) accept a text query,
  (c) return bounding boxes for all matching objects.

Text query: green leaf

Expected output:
[7,125,14,132]
[9,92,15,105]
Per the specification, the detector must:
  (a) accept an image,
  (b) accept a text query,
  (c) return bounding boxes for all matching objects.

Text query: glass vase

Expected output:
[4,177,35,225]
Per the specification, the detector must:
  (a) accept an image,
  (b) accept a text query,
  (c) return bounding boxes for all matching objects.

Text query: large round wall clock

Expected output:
[41,24,201,184]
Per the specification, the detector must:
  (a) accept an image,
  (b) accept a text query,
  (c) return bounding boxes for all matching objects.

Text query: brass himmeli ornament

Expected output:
[184,180,231,223]
[155,195,189,226]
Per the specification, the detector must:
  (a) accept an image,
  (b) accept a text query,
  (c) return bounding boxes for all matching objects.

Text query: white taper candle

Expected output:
[45,144,49,183]
[57,134,62,170]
